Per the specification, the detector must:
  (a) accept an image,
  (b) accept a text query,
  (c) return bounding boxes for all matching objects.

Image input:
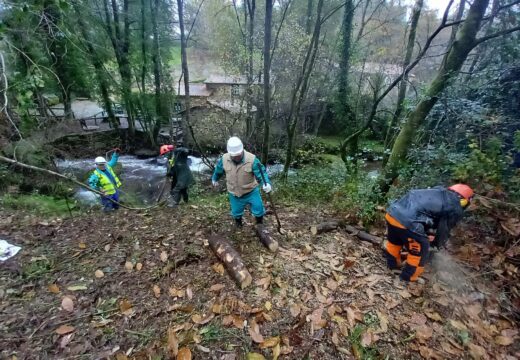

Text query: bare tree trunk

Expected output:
[261,0,273,164]
[176,0,213,169]
[151,0,165,146]
[305,0,314,35]
[140,0,147,94]
[380,0,491,194]
[104,0,135,139]
[383,0,424,157]
[282,0,325,178]
[245,0,256,141]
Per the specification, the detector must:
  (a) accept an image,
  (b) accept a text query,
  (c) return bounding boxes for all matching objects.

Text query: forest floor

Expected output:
[0,195,519,360]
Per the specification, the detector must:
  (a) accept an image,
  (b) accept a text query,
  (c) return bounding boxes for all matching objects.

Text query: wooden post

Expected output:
[208,235,253,289]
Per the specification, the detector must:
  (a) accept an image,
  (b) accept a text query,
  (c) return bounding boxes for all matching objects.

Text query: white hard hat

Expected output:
[95,156,107,164]
[227,136,244,156]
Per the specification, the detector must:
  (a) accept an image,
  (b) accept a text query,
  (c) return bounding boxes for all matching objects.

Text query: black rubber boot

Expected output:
[255,216,263,224]
[234,217,243,228]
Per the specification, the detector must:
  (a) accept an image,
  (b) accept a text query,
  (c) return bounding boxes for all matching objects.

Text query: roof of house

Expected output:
[177,83,212,97]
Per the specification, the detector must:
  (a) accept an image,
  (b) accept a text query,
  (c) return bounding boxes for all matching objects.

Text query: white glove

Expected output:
[262,183,272,193]
[212,180,218,187]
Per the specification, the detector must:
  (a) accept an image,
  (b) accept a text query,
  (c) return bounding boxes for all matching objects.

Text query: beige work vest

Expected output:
[223,151,258,197]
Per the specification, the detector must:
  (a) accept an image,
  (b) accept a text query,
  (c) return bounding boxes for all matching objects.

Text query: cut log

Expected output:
[343,225,382,246]
[208,235,253,289]
[310,220,346,235]
[255,224,279,252]
[310,220,383,246]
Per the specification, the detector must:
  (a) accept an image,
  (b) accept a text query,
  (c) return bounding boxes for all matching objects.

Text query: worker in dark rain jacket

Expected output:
[88,148,122,212]
[384,184,474,282]
[211,136,272,228]
[167,147,194,207]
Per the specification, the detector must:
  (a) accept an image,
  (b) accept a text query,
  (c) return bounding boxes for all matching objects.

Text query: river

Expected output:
[56,155,291,205]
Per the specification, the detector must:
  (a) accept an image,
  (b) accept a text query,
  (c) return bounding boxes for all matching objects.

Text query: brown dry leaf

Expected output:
[501,218,520,237]
[360,331,373,347]
[255,276,271,290]
[59,333,74,349]
[273,342,281,360]
[79,242,86,249]
[376,311,388,333]
[385,296,399,309]
[186,286,193,300]
[124,261,134,271]
[176,347,192,360]
[419,346,442,360]
[48,284,60,294]
[425,311,443,322]
[264,301,272,311]
[212,263,225,275]
[468,343,487,359]
[345,306,357,327]
[259,336,280,349]
[61,296,74,312]
[160,251,168,263]
[192,313,215,325]
[104,244,111,252]
[248,320,264,343]
[326,278,338,291]
[465,303,483,319]
[415,324,433,342]
[94,270,104,278]
[136,262,143,271]
[232,315,245,329]
[55,324,75,335]
[449,319,468,331]
[309,307,327,329]
[344,258,355,268]
[115,353,128,360]
[494,335,514,346]
[167,328,179,357]
[246,353,266,360]
[119,299,133,313]
[331,331,340,346]
[289,303,301,317]
[410,313,427,326]
[209,283,225,292]
[222,315,234,326]
[399,289,412,299]
[153,285,161,298]
[169,287,185,298]
[441,342,462,356]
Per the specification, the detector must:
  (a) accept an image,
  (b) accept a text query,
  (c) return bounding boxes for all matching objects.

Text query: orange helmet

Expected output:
[160,144,174,156]
[448,184,474,200]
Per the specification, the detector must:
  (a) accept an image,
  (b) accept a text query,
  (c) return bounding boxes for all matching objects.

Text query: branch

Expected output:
[320,0,362,25]
[0,155,162,211]
[474,25,520,45]
[231,0,247,42]
[187,0,206,42]
[270,0,292,68]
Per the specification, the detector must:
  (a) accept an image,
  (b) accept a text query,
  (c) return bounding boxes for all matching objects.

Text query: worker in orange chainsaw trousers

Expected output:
[384,184,474,282]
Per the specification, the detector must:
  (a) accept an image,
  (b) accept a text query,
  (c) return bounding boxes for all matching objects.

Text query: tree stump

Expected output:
[255,224,279,252]
[208,235,253,289]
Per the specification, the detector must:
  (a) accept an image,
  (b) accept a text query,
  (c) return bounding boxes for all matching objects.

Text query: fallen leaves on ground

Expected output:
[124,261,134,271]
[259,336,280,349]
[248,319,264,343]
[211,263,225,275]
[94,269,104,278]
[167,328,179,357]
[48,284,60,294]
[55,324,75,335]
[160,251,168,262]
[61,296,74,312]
[176,347,192,360]
[246,353,266,360]
[192,313,215,325]
[153,285,161,298]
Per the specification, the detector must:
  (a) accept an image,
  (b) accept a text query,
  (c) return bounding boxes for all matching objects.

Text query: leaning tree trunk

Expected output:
[380,0,490,194]
[261,0,273,165]
[151,0,166,146]
[383,0,423,157]
[245,0,256,141]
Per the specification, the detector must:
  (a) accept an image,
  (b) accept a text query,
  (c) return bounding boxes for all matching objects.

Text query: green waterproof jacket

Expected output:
[168,148,194,189]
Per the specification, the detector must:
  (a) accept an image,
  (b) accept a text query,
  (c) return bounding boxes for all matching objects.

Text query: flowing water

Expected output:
[56,155,212,205]
[56,155,289,205]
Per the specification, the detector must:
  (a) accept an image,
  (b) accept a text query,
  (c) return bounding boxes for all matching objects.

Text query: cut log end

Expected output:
[255,225,279,253]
